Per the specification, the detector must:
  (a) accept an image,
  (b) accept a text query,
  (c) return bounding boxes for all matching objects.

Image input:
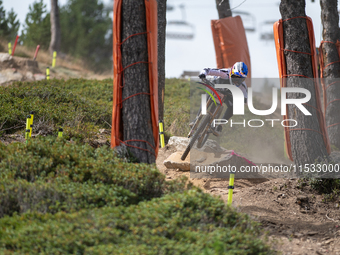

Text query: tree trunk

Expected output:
[280,0,329,166]
[215,0,232,19]
[121,0,156,163]
[156,0,166,123]
[320,0,340,150]
[49,0,61,54]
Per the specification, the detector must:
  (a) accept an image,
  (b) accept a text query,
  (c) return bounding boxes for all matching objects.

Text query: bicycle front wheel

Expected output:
[197,132,210,149]
[181,114,212,161]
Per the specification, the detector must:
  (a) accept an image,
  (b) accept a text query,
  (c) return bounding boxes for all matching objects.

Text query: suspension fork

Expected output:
[201,98,224,136]
[188,98,214,138]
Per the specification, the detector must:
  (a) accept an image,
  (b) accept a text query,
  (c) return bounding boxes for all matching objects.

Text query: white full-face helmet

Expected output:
[231,62,248,86]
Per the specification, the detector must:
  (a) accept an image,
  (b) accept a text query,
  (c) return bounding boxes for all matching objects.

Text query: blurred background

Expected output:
[2,0,325,78]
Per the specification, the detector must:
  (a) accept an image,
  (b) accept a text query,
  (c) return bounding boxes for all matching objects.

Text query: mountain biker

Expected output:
[190,62,248,135]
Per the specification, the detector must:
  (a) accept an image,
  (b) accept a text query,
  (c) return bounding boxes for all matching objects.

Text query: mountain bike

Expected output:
[181,78,231,161]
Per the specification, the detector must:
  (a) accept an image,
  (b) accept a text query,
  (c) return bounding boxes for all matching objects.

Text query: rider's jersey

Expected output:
[202,68,248,99]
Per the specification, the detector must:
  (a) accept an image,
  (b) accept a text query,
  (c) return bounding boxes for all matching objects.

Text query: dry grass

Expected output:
[0,39,85,71]
[0,39,113,79]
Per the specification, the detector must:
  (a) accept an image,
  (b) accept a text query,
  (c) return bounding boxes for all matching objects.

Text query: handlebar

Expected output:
[201,78,216,87]
[200,77,232,96]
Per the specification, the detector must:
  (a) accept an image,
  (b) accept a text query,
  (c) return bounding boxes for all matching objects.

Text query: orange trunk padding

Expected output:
[211,16,251,87]
[111,0,159,157]
[273,16,330,161]
[319,40,340,129]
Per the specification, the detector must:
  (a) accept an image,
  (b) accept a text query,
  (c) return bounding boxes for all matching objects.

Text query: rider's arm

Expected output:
[239,81,248,100]
[201,68,230,79]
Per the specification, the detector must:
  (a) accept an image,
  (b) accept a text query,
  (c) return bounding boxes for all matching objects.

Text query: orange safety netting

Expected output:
[319,40,340,129]
[211,16,251,87]
[111,0,159,157]
[273,16,331,161]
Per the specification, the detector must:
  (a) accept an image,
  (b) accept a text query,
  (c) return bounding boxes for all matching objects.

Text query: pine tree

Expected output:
[0,0,9,38]
[215,0,232,19]
[21,0,51,49]
[279,0,329,165]
[49,0,61,54]
[59,0,112,71]
[7,8,20,41]
[320,0,340,150]
[156,0,166,123]
[121,0,156,163]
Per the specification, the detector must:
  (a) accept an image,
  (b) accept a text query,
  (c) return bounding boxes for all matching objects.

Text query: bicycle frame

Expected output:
[181,78,231,160]
[187,78,227,138]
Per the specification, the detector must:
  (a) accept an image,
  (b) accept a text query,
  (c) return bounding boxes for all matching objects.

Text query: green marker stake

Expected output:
[52,51,57,68]
[46,67,50,80]
[227,172,235,206]
[8,42,12,55]
[58,128,63,138]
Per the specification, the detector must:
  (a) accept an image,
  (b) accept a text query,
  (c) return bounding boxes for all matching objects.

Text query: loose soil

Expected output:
[157,144,340,255]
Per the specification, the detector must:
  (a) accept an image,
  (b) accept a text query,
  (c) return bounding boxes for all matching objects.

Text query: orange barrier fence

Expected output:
[273,16,330,161]
[111,0,159,157]
[211,16,251,86]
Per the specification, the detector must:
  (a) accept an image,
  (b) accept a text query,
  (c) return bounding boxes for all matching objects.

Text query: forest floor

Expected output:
[2,51,340,254]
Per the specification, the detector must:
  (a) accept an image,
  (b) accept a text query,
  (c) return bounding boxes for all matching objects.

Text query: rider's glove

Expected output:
[199,73,206,79]
[199,69,208,79]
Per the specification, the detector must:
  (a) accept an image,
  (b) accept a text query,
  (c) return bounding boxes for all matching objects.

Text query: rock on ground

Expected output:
[0,53,45,85]
[164,136,266,179]
[163,151,190,171]
[167,136,226,153]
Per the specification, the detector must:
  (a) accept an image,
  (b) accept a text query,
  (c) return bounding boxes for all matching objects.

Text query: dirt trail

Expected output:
[157,145,340,255]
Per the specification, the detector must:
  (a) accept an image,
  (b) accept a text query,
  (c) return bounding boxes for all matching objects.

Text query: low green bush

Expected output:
[0,78,189,139]
[309,178,340,201]
[0,137,187,202]
[0,189,272,254]
[0,79,112,140]
[0,78,273,254]
[0,179,137,217]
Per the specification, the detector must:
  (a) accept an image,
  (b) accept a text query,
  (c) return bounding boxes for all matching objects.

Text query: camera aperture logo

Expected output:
[199,83,312,128]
